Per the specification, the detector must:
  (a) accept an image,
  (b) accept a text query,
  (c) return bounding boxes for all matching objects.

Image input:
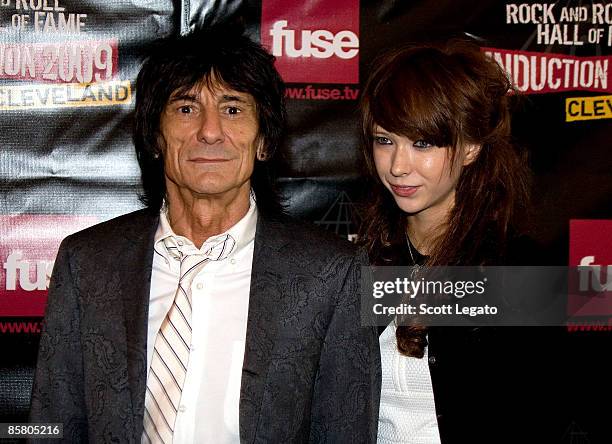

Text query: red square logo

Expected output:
[0,215,97,317]
[261,0,360,84]
[568,219,612,317]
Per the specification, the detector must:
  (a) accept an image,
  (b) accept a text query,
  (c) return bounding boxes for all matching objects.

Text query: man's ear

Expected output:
[462,144,481,166]
[256,139,268,161]
[155,133,166,159]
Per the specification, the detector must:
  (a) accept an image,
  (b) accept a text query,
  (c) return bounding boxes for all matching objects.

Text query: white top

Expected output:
[378,323,441,444]
[146,197,257,443]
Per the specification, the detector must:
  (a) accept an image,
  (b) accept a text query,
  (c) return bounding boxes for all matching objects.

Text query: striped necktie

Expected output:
[142,234,235,444]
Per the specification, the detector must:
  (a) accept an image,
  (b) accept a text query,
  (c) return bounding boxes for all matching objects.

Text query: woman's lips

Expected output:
[390,184,420,197]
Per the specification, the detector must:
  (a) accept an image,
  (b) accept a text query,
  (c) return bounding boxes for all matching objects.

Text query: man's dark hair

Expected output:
[134,25,286,214]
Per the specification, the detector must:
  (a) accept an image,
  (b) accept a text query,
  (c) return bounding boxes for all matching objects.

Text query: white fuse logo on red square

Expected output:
[568,219,612,317]
[261,0,360,84]
[0,215,97,317]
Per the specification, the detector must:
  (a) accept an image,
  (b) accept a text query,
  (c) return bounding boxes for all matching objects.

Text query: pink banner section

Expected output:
[568,219,612,317]
[261,0,359,84]
[0,215,97,316]
[0,39,119,84]
[482,47,612,94]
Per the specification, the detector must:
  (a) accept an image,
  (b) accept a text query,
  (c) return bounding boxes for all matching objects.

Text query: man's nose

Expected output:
[390,147,413,177]
[197,110,224,144]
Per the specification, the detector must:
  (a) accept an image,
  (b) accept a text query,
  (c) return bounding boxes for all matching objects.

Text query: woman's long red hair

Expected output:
[359,41,531,357]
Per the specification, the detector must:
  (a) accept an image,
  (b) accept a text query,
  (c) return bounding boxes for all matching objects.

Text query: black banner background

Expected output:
[0,0,610,438]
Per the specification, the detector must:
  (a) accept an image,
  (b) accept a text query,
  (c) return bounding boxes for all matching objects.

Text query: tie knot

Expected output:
[202,233,236,261]
[162,234,236,287]
[162,233,236,263]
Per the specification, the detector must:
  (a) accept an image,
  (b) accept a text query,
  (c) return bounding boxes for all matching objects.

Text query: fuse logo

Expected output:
[261,0,359,83]
[0,214,97,317]
[3,251,53,291]
[568,219,612,317]
[578,256,611,292]
[269,20,358,59]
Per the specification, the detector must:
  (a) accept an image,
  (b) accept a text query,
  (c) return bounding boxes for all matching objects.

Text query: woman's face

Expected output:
[372,125,473,221]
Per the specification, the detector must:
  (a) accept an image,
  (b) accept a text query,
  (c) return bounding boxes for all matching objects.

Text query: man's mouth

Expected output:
[189,157,231,163]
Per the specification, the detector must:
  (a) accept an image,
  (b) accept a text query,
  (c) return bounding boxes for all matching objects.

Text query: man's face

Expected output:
[159,81,260,200]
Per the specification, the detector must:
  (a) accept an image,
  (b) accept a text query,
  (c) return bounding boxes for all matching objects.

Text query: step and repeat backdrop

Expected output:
[0,0,610,435]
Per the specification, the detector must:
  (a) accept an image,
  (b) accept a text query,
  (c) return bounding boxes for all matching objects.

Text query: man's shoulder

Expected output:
[61,208,158,250]
[258,212,362,260]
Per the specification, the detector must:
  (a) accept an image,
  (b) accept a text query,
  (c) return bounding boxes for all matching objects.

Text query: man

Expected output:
[30,27,380,443]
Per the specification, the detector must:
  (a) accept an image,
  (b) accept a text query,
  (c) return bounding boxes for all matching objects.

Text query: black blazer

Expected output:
[378,237,601,443]
[424,236,611,443]
[29,209,381,443]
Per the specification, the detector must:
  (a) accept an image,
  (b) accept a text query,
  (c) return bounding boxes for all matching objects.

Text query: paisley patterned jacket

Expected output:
[29,208,381,444]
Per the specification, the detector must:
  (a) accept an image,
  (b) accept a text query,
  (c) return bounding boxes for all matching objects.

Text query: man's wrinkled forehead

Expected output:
[167,74,256,107]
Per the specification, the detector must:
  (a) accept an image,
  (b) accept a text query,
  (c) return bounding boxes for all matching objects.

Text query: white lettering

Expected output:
[269,20,359,59]
[309,30,334,58]
[2,251,53,291]
[15,0,64,11]
[592,4,612,24]
[578,256,611,292]
[34,11,86,33]
[334,30,359,59]
[486,50,608,93]
[505,3,556,24]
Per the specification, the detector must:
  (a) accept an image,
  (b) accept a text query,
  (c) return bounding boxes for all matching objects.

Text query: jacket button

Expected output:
[428,355,437,365]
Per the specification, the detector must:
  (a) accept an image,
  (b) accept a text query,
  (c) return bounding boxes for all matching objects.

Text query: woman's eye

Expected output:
[374,136,392,145]
[413,139,433,149]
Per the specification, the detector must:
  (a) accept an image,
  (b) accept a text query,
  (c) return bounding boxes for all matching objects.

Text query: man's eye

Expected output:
[374,136,392,145]
[178,105,192,114]
[226,106,241,115]
[413,140,433,149]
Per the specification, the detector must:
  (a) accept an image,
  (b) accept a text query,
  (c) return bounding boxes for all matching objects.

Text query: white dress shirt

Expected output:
[146,197,257,443]
[378,323,441,444]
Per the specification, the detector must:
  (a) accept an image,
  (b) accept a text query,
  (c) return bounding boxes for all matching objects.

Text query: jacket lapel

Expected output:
[114,209,290,442]
[119,210,159,441]
[239,212,290,443]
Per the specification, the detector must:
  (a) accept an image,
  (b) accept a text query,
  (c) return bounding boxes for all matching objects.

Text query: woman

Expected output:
[360,42,564,443]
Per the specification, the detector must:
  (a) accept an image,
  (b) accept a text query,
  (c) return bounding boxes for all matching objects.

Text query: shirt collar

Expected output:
[154,193,258,263]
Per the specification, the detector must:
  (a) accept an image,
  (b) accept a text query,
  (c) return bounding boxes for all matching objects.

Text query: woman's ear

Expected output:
[462,144,481,166]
